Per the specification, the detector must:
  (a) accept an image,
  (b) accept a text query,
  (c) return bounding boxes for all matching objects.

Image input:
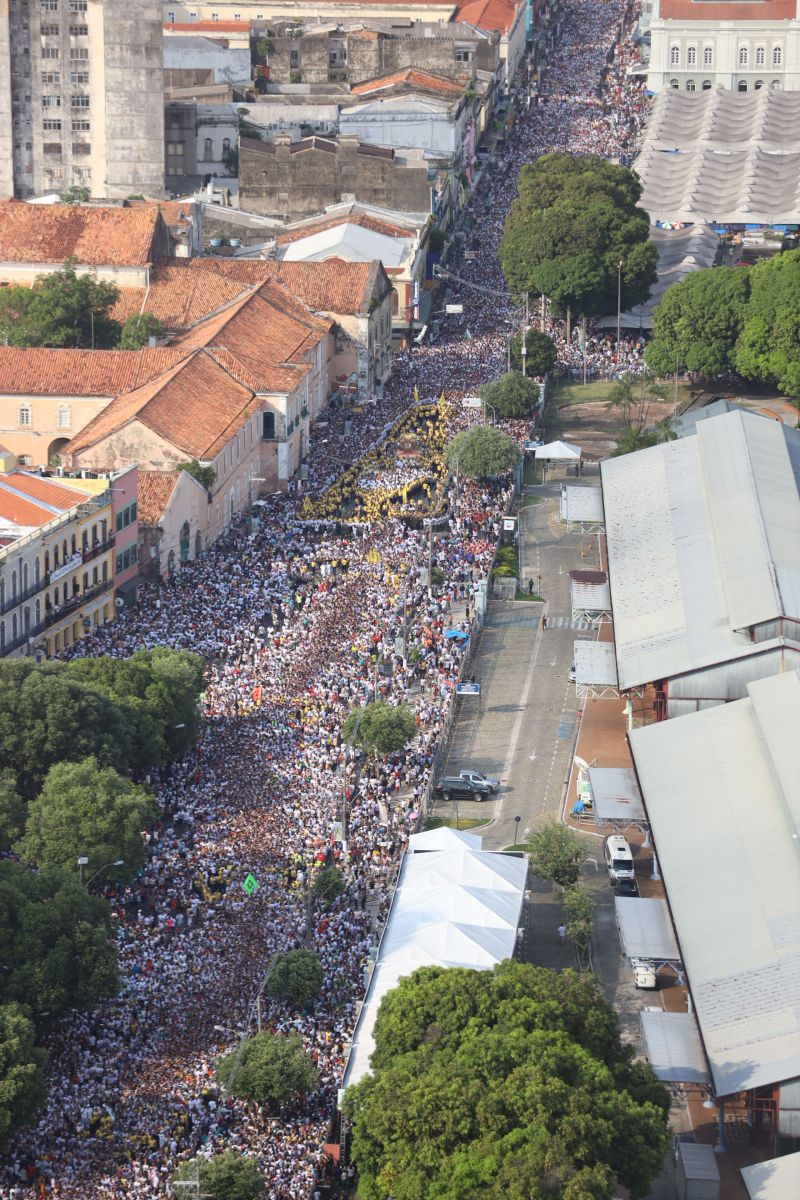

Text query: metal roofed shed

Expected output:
[574,641,619,699]
[741,1150,800,1200]
[560,484,604,527]
[588,767,645,823]
[570,573,611,627]
[615,896,680,964]
[640,1010,711,1088]
[629,670,800,1098]
[408,826,482,852]
[675,1142,720,1200]
[601,409,800,700]
[341,847,527,1094]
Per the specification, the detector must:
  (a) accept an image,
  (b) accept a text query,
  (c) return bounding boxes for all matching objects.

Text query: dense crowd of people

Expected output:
[0,4,650,1197]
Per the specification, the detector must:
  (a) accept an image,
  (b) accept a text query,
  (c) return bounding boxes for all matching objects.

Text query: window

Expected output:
[41,71,61,83]
[212,10,219,17]
[42,95,61,107]
[687,46,696,66]
[702,80,712,90]
[43,142,62,156]
[43,119,62,130]
[41,0,59,9]
[70,46,89,58]
[70,71,89,83]
[222,137,230,155]
[115,544,137,573]
[71,94,89,107]
[69,0,87,10]
[686,79,696,91]
[72,142,90,155]
[738,80,748,91]
[669,79,679,89]
[168,10,175,20]
[115,502,137,531]
[455,49,471,63]
[738,46,749,67]
[703,46,713,66]
[202,136,213,160]
[72,118,90,131]
[670,45,680,66]
[755,79,764,89]
[773,46,782,67]
[56,404,70,428]
[755,46,765,66]
[18,403,31,426]
[69,24,87,35]
[41,46,59,57]
[41,24,60,34]
[262,411,275,439]
[771,79,781,89]
[167,549,175,573]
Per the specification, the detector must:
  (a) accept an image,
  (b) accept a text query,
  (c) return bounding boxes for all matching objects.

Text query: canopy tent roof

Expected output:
[630,670,800,1097]
[342,847,527,1093]
[534,440,581,460]
[574,641,618,687]
[560,485,604,523]
[640,1010,711,1086]
[570,579,611,613]
[615,896,680,962]
[408,826,482,852]
[588,766,644,821]
[741,1151,800,1200]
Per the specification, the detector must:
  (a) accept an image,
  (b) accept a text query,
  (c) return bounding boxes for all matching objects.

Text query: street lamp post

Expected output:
[83,859,124,889]
[77,856,89,886]
[616,260,624,366]
[483,399,497,425]
[514,815,521,845]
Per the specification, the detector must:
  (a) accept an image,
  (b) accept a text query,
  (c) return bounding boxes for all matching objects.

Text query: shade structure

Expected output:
[742,1151,800,1200]
[408,826,482,852]
[640,1010,710,1086]
[574,642,618,687]
[570,579,611,613]
[534,439,581,460]
[615,896,680,962]
[342,847,527,1093]
[595,225,720,330]
[560,484,604,523]
[588,767,644,821]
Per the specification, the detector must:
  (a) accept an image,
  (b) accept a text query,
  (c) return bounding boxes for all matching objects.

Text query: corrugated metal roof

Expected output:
[601,411,800,690]
[640,1010,711,1086]
[588,766,644,820]
[570,580,611,611]
[575,641,618,686]
[630,670,800,1096]
[560,484,604,523]
[615,896,680,961]
[741,1150,800,1200]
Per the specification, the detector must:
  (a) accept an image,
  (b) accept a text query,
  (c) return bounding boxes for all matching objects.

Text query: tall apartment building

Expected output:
[0,0,165,200]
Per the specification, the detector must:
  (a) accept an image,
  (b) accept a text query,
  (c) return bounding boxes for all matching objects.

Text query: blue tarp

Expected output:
[444,630,469,641]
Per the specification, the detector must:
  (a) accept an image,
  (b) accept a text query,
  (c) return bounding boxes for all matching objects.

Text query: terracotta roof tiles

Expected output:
[658,0,795,17]
[0,347,187,397]
[275,212,413,245]
[455,0,519,34]
[137,470,180,525]
[0,200,161,268]
[352,68,465,96]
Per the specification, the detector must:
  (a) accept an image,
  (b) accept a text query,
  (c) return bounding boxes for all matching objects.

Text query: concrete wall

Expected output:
[164,34,251,83]
[0,3,13,198]
[0,393,114,471]
[239,135,433,220]
[647,17,800,92]
[339,99,464,155]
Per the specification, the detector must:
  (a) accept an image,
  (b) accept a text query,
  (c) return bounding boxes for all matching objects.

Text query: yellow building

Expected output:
[0,472,115,659]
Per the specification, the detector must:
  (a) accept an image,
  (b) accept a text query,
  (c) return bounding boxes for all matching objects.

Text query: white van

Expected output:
[604,835,635,884]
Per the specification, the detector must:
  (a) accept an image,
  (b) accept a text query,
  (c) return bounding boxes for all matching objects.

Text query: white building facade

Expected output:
[647,0,800,93]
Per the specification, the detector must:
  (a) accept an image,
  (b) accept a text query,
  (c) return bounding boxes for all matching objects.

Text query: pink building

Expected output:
[110,465,140,607]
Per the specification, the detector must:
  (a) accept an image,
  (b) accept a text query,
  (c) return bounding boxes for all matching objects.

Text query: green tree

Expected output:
[216,1031,318,1111]
[313,865,345,907]
[508,328,557,376]
[735,249,800,403]
[478,372,540,420]
[268,948,324,1006]
[444,425,521,479]
[0,1003,47,1150]
[59,186,90,204]
[179,458,217,492]
[0,769,26,852]
[172,1153,265,1200]
[527,820,586,888]
[344,961,670,1200]
[562,885,594,959]
[0,263,120,348]
[18,757,156,883]
[118,312,166,350]
[500,155,657,321]
[343,701,417,757]
[0,860,118,1018]
[611,427,661,457]
[645,266,750,379]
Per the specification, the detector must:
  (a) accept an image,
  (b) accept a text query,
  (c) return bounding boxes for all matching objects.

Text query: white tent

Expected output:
[534,440,582,461]
[408,826,483,852]
[342,847,527,1092]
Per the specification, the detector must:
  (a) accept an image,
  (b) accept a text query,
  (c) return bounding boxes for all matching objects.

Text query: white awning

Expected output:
[640,1010,711,1085]
[588,767,645,821]
[408,826,483,852]
[575,642,618,687]
[570,580,611,612]
[615,896,680,961]
[535,439,581,460]
[742,1151,800,1200]
[560,485,604,523]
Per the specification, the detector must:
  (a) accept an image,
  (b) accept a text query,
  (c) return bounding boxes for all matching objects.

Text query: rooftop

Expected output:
[600,409,800,689]
[0,347,187,398]
[658,0,797,20]
[351,67,466,96]
[137,471,180,526]
[630,669,800,1096]
[455,0,519,34]
[0,470,92,533]
[0,201,161,268]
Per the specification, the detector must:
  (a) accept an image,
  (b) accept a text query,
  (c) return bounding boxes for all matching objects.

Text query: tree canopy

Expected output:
[478,372,540,419]
[18,756,156,883]
[0,860,118,1019]
[313,865,345,907]
[172,1153,266,1200]
[0,263,121,348]
[343,701,417,756]
[645,266,749,379]
[118,312,166,351]
[344,961,670,1200]
[0,1003,47,1150]
[499,155,657,319]
[734,249,800,401]
[216,1031,319,1111]
[527,821,586,889]
[444,425,521,479]
[509,329,557,377]
[178,458,217,493]
[267,948,324,1006]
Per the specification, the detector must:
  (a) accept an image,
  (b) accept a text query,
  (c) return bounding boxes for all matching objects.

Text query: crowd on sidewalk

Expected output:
[0,4,651,1198]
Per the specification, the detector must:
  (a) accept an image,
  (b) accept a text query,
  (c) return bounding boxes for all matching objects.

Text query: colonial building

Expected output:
[137,467,210,578]
[647,0,800,93]
[0,0,165,200]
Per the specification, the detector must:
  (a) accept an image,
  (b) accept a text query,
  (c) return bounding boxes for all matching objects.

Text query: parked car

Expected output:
[458,769,500,793]
[568,663,577,683]
[435,776,491,802]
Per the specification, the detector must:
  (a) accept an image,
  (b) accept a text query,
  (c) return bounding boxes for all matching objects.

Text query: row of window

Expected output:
[670,79,782,92]
[41,46,89,57]
[42,95,90,107]
[167,10,248,19]
[670,44,783,69]
[115,501,137,532]
[18,403,72,427]
[43,118,90,131]
[201,136,232,160]
[116,545,138,574]
[40,1,87,10]
[41,71,89,83]
[0,529,108,603]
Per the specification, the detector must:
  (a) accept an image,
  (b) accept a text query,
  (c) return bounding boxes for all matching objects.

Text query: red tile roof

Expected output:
[659,0,795,17]
[3,472,90,508]
[352,68,465,97]
[0,347,187,397]
[0,470,87,528]
[455,0,519,34]
[164,20,249,32]
[0,201,161,268]
[137,470,180,526]
[276,212,413,244]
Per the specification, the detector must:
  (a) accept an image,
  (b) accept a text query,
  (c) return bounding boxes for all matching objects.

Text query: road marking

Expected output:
[529,747,537,761]
[496,623,543,830]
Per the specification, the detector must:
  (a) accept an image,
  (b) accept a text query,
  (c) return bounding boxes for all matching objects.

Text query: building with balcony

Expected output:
[0,470,115,659]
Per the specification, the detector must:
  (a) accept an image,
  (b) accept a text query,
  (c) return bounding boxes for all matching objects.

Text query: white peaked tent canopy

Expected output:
[342,847,527,1092]
[534,440,582,460]
[408,826,483,852]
